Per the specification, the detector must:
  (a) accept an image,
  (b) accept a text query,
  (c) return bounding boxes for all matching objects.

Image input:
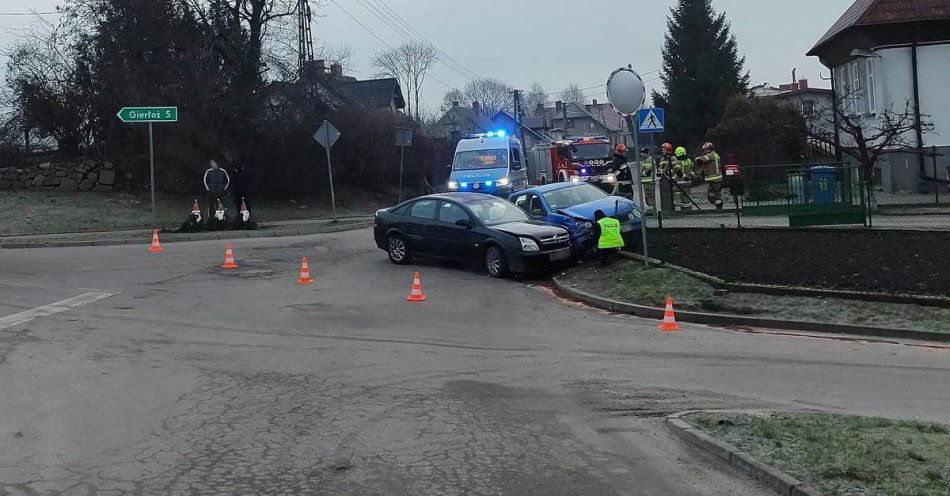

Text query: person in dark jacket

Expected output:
[231,162,250,214]
[203,159,230,220]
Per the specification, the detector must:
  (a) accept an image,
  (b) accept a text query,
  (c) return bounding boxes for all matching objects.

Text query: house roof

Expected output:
[528,102,622,132]
[585,103,624,132]
[339,78,405,109]
[434,105,495,137]
[808,0,950,55]
[490,111,549,141]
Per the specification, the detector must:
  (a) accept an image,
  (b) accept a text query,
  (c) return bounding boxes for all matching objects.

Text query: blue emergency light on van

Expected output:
[447,132,527,198]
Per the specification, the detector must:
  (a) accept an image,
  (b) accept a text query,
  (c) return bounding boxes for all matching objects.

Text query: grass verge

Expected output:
[558,259,950,332]
[0,189,384,235]
[688,412,950,496]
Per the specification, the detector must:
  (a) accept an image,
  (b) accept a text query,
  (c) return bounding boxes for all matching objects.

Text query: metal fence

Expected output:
[633,161,950,231]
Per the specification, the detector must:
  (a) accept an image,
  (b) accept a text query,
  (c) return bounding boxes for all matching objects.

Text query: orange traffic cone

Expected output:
[297,256,314,284]
[406,272,426,302]
[220,242,238,269]
[659,296,680,332]
[148,229,164,253]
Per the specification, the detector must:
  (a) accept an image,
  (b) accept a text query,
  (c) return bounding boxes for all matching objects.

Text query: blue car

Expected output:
[508,183,642,252]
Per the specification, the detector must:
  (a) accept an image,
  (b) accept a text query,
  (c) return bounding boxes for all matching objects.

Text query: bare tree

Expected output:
[559,83,586,105]
[464,77,512,117]
[372,41,437,120]
[184,0,298,88]
[317,42,353,72]
[525,82,547,115]
[4,16,93,154]
[809,88,934,196]
[439,87,467,113]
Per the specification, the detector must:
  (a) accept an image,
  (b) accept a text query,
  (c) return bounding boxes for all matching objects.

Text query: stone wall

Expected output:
[0,159,116,192]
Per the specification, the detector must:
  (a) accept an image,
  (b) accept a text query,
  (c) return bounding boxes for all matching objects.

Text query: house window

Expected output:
[850,60,864,115]
[836,65,852,115]
[802,99,817,117]
[865,58,876,113]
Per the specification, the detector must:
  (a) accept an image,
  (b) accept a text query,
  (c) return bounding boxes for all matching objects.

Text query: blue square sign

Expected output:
[638,108,665,133]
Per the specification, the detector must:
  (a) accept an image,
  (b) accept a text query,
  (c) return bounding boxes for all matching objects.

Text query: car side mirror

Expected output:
[455,218,473,228]
[530,209,545,217]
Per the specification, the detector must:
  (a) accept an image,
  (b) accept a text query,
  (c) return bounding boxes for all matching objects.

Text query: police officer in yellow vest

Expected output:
[593,209,624,265]
[695,141,724,209]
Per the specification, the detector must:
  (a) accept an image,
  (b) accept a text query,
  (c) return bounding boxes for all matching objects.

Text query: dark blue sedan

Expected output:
[508,183,642,252]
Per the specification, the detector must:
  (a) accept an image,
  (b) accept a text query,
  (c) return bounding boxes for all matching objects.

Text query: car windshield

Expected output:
[543,184,608,211]
[468,199,530,226]
[572,143,612,160]
[453,149,508,170]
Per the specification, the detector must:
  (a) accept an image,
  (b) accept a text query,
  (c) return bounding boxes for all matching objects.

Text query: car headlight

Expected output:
[605,174,616,183]
[495,177,510,187]
[519,237,540,252]
[570,176,581,183]
[581,221,593,229]
[448,181,459,189]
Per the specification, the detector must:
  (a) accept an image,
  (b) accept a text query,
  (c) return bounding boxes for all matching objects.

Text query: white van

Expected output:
[446,131,528,197]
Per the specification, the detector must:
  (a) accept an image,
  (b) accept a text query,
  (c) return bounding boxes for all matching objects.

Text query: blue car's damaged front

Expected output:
[509,183,642,253]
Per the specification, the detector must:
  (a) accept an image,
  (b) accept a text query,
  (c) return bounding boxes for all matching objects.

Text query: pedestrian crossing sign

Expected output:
[638,108,665,133]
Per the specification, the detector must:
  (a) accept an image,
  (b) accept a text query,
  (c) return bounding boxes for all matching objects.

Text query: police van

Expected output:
[447,131,528,197]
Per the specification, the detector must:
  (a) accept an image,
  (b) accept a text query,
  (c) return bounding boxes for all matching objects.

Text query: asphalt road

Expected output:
[0,228,947,495]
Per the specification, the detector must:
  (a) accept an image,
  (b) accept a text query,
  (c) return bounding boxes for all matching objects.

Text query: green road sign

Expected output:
[116,106,178,123]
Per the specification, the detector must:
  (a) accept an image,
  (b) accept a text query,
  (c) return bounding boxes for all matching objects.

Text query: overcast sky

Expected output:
[1,0,852,111]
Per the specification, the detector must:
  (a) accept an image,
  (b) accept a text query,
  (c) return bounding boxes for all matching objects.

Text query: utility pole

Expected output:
[513,90,530,182]
[297,0,315,78]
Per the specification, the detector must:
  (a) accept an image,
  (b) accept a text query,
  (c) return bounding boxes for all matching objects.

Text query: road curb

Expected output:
[0,221,373,249]
[551,275,950,343]
[665,412,823,496]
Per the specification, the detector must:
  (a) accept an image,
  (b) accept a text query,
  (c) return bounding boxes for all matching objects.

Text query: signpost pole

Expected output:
[625,115,649,268]
[148,122,156,225]
[325,126,336,215]
[398,143,406,203]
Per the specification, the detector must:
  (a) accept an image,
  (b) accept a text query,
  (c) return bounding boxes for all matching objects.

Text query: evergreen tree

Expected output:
[654,0,749,149]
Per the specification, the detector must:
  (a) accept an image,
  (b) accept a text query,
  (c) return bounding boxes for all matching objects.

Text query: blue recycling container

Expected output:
[810,165,837,204]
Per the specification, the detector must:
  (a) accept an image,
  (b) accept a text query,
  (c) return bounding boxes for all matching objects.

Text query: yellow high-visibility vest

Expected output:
[597,217,624,249]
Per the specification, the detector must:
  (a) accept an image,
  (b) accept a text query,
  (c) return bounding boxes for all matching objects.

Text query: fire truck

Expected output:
[547,136,618,193]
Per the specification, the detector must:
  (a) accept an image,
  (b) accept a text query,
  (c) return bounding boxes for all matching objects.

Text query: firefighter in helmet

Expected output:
[611,144,633,198]
[695,142,724,209]
[640,147,656,211]
[675,146,693,179]
[658,142,678,177]
[674,146,695,210]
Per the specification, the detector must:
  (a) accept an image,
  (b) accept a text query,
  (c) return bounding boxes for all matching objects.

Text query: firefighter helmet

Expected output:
[702,142,715,151]
[661,142,673,153]
[615,144,627,154]
[640,147,650,155]
[675,146,687,158]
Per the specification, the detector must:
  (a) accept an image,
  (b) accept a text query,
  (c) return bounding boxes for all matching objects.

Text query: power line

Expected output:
[347,0,476,81]
[327,0,393,49]
[541,69,660,96]
[0,11,59,16]
[327,0,456,90]
[364,0,479,79]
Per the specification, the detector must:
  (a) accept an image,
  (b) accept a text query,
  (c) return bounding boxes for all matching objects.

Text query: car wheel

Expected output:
[484,245,510,278]
[387,235,412,265]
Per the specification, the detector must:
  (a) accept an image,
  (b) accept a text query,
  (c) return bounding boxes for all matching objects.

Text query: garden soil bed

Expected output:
[648,228,950,296]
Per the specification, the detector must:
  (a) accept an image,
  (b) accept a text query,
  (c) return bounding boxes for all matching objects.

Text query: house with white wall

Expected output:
[807,0,950,193]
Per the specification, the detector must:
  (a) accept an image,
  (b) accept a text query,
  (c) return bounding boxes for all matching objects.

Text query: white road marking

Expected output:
[0,291,114,330]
